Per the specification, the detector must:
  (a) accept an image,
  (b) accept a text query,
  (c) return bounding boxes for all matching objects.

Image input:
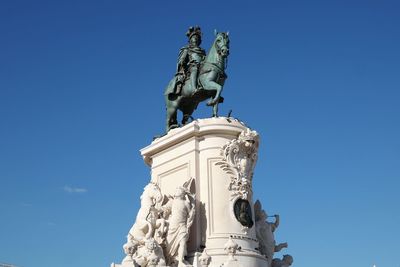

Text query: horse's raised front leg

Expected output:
[200,71,223,106]
[206,80,222,106]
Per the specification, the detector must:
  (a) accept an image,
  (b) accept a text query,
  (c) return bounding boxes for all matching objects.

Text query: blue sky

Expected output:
[0,1,399,266]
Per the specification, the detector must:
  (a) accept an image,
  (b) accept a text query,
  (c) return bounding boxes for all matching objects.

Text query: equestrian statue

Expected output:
[164,26,230,132]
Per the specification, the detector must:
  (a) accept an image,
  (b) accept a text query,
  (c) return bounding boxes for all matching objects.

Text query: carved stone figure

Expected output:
[272,254,293,267]
[198,249,211,267]
[216,129,259,199]
[164,186,196,266]
[224,237,239,261]
[121,241,139,267]
[122,182,168,267]
[128,182,164,244]
[135,238,166,266]
[119,179,198,267]
[165,28,230,132]
[254,200,288,265]
[147,252,161,267]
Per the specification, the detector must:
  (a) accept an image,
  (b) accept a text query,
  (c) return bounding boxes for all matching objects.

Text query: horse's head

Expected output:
[214,31,230,58]
[141,182,163,205]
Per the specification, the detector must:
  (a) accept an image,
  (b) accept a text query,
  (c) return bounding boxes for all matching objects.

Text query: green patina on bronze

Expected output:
[164,26,230,132]
[234,198,254,228]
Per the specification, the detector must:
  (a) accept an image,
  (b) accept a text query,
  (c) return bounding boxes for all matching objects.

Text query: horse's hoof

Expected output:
[167,124,179,132]
[207,100,215,106]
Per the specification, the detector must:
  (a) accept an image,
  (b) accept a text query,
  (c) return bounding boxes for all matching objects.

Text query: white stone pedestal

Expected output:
[140,117,269,267]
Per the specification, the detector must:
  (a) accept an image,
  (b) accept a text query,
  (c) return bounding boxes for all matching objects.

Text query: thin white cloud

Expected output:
[20,202,33,207]
[63,185,88,194]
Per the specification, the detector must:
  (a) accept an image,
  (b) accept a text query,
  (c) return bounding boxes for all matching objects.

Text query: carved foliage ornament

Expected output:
[216,129,259,199]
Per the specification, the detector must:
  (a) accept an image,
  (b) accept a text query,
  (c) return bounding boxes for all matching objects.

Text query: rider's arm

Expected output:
[176,48,188,73]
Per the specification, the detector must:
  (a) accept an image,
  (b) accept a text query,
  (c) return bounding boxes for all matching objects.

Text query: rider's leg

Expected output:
[190,66,199,91]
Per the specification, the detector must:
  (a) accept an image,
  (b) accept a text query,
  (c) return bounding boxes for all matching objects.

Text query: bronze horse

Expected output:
[164,32,230,132]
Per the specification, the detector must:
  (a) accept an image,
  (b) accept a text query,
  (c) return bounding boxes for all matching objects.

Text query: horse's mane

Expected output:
[140,182,160,201]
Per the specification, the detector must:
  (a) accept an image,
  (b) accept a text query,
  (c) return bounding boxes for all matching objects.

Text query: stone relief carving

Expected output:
[198,249,211,267]
[254,200,289,265]
[127,182,165,244]
[117,179,195,267]
[220,237,243,267]
[224,236,239,261]
[272,254,293,267]
[233,198,253,229]
[164,185,196,267]
[216,129,259,199]
[112,122,294,267]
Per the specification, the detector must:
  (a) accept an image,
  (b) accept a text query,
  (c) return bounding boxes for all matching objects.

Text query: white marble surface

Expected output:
[112,118,292,267]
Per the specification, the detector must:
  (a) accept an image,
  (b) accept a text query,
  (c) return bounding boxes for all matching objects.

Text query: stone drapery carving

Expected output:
[117,179,195,267]
[254,200,289,265]
[216,129,259,199]
[164,185,196,266]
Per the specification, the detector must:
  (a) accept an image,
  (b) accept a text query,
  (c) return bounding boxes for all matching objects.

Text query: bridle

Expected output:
[211,34,230,71]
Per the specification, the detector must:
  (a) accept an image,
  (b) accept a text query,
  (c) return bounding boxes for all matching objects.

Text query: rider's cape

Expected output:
[165,46,206,96]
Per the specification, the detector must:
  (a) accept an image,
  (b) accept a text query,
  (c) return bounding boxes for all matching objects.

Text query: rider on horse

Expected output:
[173,26,206,95]
[164,27,230,132]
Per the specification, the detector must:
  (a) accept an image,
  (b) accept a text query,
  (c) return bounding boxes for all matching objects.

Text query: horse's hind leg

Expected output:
[181,104,196,125]
[166,107,178,132]
[182,114,192,125]
[165,96,178,132]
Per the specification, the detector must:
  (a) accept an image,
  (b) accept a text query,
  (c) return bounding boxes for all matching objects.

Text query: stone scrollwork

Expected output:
[215,129,259,199]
